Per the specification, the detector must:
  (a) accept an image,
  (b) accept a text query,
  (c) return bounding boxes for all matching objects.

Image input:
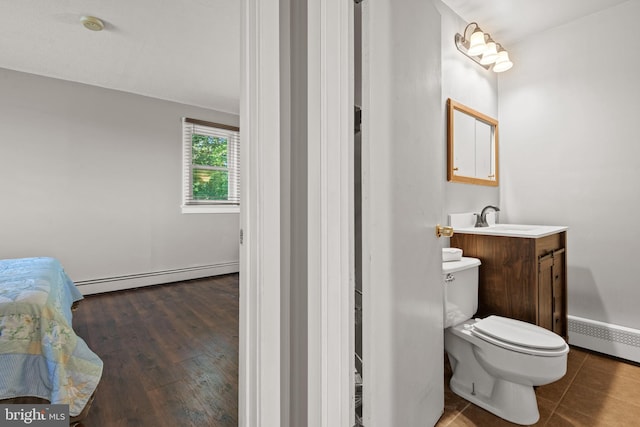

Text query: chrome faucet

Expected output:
[474,205,500,227]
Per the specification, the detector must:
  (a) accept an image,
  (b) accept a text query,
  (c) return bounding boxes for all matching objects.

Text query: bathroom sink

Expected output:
[489,224,539,232]
[448,213,568,238]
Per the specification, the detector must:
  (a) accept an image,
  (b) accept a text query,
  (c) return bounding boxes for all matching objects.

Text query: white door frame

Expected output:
[306,1,354,426]
[240,0,353,425]
[239,0,281,426]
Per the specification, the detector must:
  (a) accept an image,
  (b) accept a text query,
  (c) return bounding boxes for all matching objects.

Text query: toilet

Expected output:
[443,256,569,425]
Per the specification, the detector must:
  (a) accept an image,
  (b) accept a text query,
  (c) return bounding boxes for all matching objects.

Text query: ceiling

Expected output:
[0,1,628,114]
[0,0,240,113]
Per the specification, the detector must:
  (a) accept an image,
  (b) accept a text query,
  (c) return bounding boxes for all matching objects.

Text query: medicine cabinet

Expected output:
[447,98,499,186]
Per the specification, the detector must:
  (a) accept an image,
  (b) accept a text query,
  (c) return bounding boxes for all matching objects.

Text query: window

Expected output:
[182,118,240,213]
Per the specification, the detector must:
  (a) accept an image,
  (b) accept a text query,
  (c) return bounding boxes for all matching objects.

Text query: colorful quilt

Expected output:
[0,257,103,416]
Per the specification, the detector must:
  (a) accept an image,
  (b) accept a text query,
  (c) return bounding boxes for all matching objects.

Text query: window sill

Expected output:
[181,205,240,214]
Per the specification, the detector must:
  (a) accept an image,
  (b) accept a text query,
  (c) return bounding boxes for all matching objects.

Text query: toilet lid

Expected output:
[472,315,566,350]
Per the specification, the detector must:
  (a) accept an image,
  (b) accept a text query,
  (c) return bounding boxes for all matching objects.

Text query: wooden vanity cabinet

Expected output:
[450,231,567,339]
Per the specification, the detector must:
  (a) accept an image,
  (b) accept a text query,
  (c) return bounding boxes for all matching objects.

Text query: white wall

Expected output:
[435,1,500,219]
[499,1,640,330]
[0,68,239,293]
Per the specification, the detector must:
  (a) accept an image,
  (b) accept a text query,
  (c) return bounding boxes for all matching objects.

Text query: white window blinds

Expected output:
[182,118,240,207]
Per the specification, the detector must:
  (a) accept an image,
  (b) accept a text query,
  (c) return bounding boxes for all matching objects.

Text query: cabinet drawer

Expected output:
[536,232,565,257]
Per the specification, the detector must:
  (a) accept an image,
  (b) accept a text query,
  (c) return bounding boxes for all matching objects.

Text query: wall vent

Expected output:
[568,315,640,363]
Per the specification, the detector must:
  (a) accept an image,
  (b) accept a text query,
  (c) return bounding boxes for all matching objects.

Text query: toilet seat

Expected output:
[471,315,569,357]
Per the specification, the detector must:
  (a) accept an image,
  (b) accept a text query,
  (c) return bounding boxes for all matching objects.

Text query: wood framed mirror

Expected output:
[447,98,499,186]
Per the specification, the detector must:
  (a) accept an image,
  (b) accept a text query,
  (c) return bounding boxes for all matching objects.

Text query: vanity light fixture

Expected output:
[455,22,513,73]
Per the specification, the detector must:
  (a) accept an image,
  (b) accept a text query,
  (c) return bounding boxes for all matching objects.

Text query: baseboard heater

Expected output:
[75,262,239,295]
[568,315,640,364]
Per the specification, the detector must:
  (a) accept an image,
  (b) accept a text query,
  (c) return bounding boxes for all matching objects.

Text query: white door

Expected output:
[361,0,445,425]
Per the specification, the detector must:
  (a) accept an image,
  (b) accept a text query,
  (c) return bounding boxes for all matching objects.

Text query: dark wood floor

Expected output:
[72,274,239,427]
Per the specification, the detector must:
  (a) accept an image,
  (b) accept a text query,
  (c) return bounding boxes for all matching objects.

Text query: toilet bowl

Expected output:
[443,255,569,425]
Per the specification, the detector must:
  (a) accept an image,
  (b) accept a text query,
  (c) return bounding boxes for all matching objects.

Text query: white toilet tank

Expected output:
[443,257,481,328]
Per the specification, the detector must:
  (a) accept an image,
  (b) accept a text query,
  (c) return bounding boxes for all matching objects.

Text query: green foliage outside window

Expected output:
[192,134,229,200]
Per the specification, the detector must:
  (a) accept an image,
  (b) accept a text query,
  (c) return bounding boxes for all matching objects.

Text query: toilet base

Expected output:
[449,376,539,425]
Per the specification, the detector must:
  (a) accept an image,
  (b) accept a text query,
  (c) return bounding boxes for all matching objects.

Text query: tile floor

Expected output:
[436,346,640,426]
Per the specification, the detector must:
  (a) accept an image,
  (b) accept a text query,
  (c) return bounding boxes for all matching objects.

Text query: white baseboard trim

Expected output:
[75,262,239,295]
[568,315,640,364]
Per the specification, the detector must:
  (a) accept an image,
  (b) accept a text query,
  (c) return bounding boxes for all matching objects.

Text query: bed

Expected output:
[0,257,103,420]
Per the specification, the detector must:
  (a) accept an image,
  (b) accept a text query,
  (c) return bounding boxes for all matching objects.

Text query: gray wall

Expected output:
[436,1,500,221]
[287,0,309,425]
[498,1,640,329]
[0,68,239,290]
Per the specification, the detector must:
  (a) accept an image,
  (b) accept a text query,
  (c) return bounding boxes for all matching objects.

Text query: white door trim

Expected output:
[240,0,353,425]
[239,0,281,426]
[306,0,354,426]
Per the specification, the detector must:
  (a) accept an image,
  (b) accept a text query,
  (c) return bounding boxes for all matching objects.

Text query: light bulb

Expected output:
[480,41,498,65]
[467,29,487,56]
[493,50,513,73]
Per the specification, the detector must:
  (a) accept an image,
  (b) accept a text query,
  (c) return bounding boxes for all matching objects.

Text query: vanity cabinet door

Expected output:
[552,249,566,336]
[538,254,555,332]
[537,248,566,336]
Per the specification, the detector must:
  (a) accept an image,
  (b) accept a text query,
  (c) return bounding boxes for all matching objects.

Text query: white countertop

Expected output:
[453,224,568,238]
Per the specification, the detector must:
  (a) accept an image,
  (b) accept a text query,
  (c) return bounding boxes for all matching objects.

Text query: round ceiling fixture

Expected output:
[80,16,105,31]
